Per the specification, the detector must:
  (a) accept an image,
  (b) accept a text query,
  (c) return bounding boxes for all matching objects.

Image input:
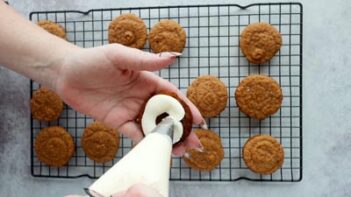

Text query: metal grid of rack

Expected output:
[30,2,303,182]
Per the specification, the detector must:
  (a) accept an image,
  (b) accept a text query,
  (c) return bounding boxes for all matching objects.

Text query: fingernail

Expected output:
[197,140,205,150]
[158,52,182,58]
[200,119,208,130]
[183,152,191,158]
[183,146,204,159]
[194,147,205,153]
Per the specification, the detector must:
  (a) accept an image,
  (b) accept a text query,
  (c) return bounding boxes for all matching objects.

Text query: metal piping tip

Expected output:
[151,116,175,141]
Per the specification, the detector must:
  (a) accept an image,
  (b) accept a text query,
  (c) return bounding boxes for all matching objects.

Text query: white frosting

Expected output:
[141,95,185,144]
[89,132,172,197]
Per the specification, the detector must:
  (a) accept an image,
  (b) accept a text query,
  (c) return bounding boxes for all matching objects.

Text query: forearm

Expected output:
[0,2,80,89]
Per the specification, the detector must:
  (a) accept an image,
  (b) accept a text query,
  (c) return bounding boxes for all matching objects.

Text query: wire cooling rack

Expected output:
[30,2,303,182]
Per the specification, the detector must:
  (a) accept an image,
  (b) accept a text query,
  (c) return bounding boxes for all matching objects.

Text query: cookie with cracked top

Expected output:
[31,87,64,121]
[183,129,224,171]
[235,75,282,120]
[108,13,147,49]
[187,75,228,118]
[240,22,282,64]
[35,126,74,167]
[243,134,284,175]
[149,20,186,53]
[81,122,120,164]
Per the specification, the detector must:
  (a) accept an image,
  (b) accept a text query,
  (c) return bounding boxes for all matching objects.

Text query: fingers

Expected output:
[103,44,180,71]
[103,44,202,122]
[118,121,144,144]
[183,132,201,149]
[152,74,203,124]
[172,132,201,156]
[181,98,203,124]
[172,145,186,156]
[112,183,163,197]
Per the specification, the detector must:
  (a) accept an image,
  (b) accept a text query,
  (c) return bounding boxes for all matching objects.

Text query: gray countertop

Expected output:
[1,0,351,196]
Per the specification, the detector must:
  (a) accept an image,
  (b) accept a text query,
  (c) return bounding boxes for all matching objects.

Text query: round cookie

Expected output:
[81,122,120,163]
[108,13,147,49]
[187,75,228,118]
[37,20,66,39]
[240,22,282,64]
[183,129,224,171]
[235,75,283,120]
[30,87,64,121]
[149,20,186,53]
[243,135,284,175]
[34,126,74,167]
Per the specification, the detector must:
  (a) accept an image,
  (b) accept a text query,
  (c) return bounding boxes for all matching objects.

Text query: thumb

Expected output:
[103,43,181,71]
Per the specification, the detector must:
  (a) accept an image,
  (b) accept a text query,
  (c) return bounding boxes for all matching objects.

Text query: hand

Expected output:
[54,43,203,155]
[0,3,202,155]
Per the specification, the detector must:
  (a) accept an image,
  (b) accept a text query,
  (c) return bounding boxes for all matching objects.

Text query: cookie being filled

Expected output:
[187,75,228,118]
[37,20,67,39]
[243,135,284,175]
[30,87,64,121]
[35,126,74,167]
[240,22,282,64]
[235,75,283,120]
[149,20,186,53]
[81,122,120,164]
[108,13,147,49]
[136,91,193,147]
[183,129,224,171]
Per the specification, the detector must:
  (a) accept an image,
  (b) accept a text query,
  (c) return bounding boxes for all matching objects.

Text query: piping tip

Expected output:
[151,116,175,140]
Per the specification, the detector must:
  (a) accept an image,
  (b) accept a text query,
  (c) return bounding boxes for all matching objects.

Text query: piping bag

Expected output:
[85,117,175,197]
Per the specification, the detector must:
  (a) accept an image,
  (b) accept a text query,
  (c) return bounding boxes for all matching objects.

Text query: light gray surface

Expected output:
[0,0,350,196]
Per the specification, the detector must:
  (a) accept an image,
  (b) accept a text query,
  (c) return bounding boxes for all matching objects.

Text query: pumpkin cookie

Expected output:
[240,22,282,64]
[183,129,224,171]
[34,126,74,167]
[235,75,283,120]
[81,122,120,163]
[149,20,186,53]
[187,75,228,118]
[108,13,147,49]
[30,87,64,121]
[37,20,66,39]
[243,135,284,175]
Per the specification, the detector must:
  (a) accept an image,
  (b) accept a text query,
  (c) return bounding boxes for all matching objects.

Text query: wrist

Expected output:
[46,42,81,91]
[0,2,82,91]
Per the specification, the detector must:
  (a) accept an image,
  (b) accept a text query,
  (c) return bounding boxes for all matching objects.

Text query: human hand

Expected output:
[54,43,202,155]
[0,0,201,155]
